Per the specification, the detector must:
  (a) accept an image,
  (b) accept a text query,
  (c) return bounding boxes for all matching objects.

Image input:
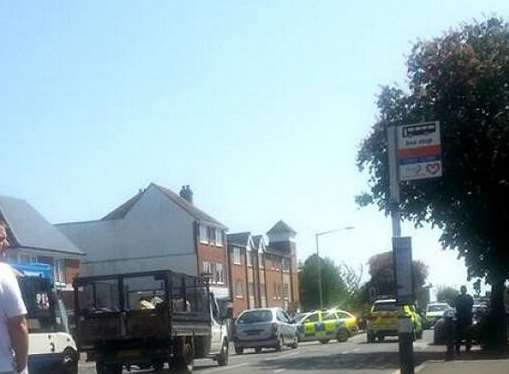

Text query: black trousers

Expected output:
[455,319,472,350]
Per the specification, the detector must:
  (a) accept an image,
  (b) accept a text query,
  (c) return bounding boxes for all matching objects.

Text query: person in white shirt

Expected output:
[0,220,29,374]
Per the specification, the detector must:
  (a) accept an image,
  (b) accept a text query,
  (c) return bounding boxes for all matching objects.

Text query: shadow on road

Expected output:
[251,351,445,371]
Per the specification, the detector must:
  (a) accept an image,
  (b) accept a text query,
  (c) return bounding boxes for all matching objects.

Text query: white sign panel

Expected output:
[398,121,442,181]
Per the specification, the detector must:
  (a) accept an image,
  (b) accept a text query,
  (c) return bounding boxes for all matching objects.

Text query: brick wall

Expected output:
[196,241,229,289]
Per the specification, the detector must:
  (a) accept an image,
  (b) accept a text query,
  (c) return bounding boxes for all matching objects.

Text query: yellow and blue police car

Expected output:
[296,310,354,344]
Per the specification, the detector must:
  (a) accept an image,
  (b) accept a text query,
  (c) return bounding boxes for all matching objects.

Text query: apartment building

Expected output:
[227,220,299,315]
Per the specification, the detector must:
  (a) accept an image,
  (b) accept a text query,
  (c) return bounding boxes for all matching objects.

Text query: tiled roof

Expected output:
[267,220,297,235]
[227,232,251,247]
[0,195,84,256]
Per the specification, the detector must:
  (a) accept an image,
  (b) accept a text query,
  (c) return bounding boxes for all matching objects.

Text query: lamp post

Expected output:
[315,226,355,309]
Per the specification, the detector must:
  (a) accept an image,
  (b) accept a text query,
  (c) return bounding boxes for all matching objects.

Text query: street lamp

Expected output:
[315,226,355,309]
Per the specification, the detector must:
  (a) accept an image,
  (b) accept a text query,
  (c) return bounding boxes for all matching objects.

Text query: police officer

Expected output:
[454,285,474,353]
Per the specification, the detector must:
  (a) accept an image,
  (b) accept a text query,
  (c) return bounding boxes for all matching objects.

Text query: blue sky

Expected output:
[2,1,508,290]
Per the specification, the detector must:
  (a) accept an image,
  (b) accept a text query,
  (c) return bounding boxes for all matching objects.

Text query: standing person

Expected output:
[0,221,29,374]
[454,285,474,353]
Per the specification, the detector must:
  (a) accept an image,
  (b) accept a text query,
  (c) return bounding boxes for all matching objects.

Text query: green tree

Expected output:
[436,286,460,306]
[357,18,509,346]
[299,254,347,311]
[364,252,429,304]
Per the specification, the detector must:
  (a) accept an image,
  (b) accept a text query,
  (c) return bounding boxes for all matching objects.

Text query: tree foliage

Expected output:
[436,286,460,306]
[299,254,347,311]
[365,251,429,300]
[357,17,509,345]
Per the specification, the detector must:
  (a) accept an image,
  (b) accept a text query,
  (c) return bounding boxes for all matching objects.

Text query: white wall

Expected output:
[58,185,198,277]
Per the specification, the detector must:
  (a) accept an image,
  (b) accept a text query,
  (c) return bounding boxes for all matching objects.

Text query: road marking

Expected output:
[342,350,351,354]
[274,369,286,373]
[352,347,360,352]
[200,363,248,373]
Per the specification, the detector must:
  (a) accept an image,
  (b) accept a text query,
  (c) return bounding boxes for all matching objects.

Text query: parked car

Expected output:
[425,303,452,328]
[233,308,298,354]
[329,309,359,336]
[366,299,423,343]
[296,309,351,344]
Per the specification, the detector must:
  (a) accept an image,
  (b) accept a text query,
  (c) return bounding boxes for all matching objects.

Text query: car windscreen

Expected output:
[373,302,397,312]
[427,304,449,312]
[237,310,273,324]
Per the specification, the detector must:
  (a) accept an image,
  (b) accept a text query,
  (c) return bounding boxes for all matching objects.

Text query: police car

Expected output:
[296,309,353,344]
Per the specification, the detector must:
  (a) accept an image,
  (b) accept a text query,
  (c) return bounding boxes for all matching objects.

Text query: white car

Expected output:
[425,303,451,327]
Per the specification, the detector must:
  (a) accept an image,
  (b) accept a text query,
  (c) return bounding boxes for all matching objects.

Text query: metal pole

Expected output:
[316,234,324,310]
[388,124,414,374]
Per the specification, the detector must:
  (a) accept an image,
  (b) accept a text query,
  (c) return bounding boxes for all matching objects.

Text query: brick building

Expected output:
[227,221,299,315]
[58,183,230,300]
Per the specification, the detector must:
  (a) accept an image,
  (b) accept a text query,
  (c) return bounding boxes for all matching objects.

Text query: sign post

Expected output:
[387,120,441,374]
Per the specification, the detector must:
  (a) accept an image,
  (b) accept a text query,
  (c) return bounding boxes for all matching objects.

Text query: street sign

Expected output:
[398,121,442,181]
[392,237,414,304]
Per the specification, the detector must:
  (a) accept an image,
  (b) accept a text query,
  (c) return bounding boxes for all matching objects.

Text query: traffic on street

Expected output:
[78,331,444,374]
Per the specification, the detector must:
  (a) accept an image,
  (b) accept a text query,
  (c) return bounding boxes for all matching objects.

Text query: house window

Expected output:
[283,284,289,300]
[199,225,208,243]
[246,251,252,267]
[282,258,290,272]
[235,280,244,298]
[18,253,37,264]
[259,254,264,269]
[54,259,65,284]
[233,247,241,265]
[202,261,212,274]
[215,263,225,285]
[208,227,216,244]
[215,229,223,246]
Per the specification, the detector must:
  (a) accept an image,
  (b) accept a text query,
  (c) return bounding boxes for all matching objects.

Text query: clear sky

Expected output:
[2,1,508,290]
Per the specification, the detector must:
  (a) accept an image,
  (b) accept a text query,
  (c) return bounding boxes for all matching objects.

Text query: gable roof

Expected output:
[267,220,297,235]
[101,183,227,229]
[227,232,251,247]
[0,195,84,256]
[251,235,264,249]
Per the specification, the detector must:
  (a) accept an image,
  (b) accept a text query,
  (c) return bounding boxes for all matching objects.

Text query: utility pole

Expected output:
[387,124,414,374]
[315,226,355,310]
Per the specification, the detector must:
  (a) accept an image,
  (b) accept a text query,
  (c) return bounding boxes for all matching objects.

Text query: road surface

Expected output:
[79,331,446,374]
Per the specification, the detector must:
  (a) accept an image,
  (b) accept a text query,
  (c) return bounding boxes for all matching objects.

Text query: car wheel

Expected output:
[217,339,229,366]
[275,336,283,352]
[291,338,299,349]
[62,348,78,374]
[336,328,349,343]
[255,347,262,354]
[377,335,385,343]
[234,346,244,355]
[318,339,330,344]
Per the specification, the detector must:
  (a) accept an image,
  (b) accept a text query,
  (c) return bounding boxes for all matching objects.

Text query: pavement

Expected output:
[78,330,509,374]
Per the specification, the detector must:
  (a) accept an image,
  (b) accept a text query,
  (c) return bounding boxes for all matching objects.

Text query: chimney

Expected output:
[179,185,194,204]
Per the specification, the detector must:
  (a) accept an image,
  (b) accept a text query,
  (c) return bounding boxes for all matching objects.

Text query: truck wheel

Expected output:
[96,362,122,374]
[290,340,299,349]
[62,348,78,374]
[217,340,229,366]
[336,328,349,343]
[234,346,244,355]
[172,338,194,373]
[275,336,283,351]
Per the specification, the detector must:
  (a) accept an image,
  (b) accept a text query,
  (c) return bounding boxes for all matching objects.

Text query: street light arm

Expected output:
[316,226,355,237]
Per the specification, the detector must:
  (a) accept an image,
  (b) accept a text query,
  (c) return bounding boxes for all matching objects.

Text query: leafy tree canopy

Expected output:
[357,18,509,285]
[436,286,460,306]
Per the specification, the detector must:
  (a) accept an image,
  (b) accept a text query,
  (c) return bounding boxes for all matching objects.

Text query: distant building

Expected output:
[227,220,300,315]
[57,183,230,299]
[0,195,84,290]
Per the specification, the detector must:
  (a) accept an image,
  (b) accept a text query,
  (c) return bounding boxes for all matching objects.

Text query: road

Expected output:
[79,331,445,374]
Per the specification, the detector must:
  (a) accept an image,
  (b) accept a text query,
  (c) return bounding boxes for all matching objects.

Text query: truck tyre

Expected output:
[62,348,78,374]
[172,338,194,373]
[234,346,244,355]
[336,328,349,343]
[275,336,283,351]
[290,340,298,349]
[96,361,122,374]
[217,339,229,366]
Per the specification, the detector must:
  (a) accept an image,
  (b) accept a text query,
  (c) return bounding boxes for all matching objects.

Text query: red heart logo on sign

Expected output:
[426,163,440,175]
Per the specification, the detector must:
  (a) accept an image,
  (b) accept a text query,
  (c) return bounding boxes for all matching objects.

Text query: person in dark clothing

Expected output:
[454,285,474,353]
